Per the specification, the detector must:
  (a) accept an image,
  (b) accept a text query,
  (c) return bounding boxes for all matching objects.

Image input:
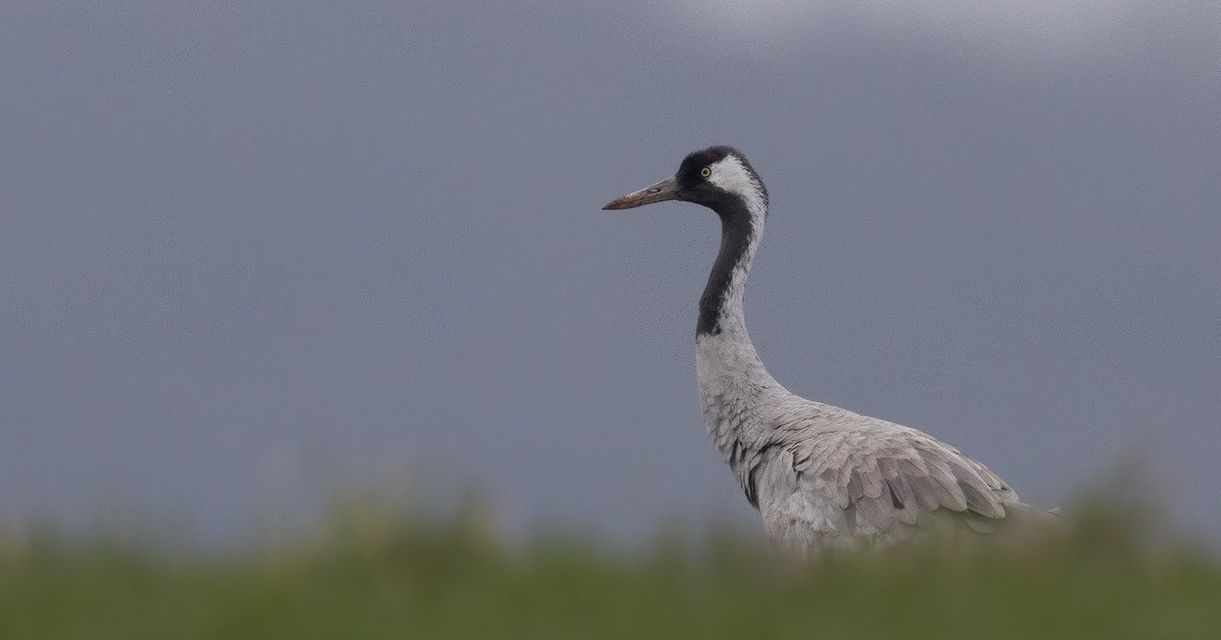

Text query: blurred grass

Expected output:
[1,500,1219,639]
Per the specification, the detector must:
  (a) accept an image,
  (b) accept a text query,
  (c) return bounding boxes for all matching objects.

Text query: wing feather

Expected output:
[767,417,1027,550]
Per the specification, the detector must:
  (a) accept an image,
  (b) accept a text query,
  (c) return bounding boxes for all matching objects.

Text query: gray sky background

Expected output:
[2,1,1219,545]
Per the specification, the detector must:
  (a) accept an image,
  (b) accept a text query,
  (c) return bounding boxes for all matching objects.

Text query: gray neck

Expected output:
[695,193,794,470]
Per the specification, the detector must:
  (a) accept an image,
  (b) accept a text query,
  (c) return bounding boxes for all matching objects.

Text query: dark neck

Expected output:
[697,196,760,336]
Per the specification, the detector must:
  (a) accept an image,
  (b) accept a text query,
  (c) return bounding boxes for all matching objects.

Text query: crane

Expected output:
[603,146,1039,553]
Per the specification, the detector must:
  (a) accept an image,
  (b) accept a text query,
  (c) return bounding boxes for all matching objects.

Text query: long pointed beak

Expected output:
[602,176,680,210]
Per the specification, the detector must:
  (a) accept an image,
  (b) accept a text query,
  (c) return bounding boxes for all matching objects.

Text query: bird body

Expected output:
[605,146,1032,553]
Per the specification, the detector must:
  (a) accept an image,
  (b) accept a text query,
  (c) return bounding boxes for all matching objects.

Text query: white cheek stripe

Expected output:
[707,156,767,222]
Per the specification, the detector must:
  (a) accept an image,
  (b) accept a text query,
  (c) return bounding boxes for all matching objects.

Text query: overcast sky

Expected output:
[2,1,1219,545]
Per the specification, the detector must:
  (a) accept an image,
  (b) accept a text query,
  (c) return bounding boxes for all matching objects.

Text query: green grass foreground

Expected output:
[1,505,1219,639]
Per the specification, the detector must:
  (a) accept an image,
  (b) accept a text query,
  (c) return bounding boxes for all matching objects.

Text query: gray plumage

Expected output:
[698,327,1025,552]
[606,146,1035,554]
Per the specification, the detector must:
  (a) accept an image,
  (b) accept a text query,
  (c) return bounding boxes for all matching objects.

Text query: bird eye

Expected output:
[700,167,712,178]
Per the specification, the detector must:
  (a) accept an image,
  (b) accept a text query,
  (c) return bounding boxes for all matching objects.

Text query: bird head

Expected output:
[602,146,768,216]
